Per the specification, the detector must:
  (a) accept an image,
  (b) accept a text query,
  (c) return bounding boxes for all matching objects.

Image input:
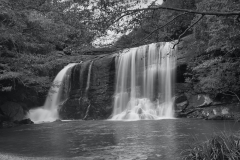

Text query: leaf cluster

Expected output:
[182,133,240,160]
[194,0,240,53]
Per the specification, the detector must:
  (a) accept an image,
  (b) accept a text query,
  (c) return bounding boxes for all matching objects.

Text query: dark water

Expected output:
[0,119,239,160]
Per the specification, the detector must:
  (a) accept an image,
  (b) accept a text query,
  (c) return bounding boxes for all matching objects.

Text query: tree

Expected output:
[0,0,98,103]
[84,0,239,48]
[182,0,240,101]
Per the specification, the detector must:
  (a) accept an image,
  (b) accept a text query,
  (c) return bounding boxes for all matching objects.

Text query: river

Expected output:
[0,119,239,160]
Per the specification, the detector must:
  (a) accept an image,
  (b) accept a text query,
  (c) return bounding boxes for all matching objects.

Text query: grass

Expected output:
[182,133,240,160]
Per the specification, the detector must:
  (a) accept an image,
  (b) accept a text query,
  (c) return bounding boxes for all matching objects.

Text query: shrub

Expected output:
[182,133,240,160]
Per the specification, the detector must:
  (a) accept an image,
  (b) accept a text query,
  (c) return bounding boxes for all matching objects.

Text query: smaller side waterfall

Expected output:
[86,61,93,93]
[58,60,95,120]
[28,63,77,123]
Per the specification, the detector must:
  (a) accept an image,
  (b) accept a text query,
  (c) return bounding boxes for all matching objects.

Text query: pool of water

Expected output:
[0,119,239,160]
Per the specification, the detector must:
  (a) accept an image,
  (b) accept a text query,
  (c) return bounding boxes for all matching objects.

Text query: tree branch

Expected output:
[132,12,188,46]
[113,6,240,47]
[173,14,204,48]
[124,6,240,17]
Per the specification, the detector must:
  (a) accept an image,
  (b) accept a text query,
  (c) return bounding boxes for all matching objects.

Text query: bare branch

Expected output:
[132,12,188,46]
[125,6,240,17]
[173,14,204,48]
[113,10,139,25]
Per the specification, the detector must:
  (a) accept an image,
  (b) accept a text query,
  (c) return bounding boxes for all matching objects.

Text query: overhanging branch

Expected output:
[113,5,240,48]
[132,12,188,46]
[125,6,240,17]
[173,14,204,48]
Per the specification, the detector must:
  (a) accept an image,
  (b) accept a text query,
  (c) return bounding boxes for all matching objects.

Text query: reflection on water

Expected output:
[0,119,239,160]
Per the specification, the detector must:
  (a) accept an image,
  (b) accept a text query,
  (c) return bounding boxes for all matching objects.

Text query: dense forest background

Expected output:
[0,0,240,108]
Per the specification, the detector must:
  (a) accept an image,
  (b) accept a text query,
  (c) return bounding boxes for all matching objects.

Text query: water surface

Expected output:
[0,119,239,160]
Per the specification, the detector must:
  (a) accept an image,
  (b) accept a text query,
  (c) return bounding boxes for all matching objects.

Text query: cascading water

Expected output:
[28,63,77,123]
[86,61,93,93]
[111,42,176,120]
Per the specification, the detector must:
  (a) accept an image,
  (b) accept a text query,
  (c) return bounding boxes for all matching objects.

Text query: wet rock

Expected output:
[54,119,61,122]
[174,94,189,112]
[185,103,240,120]
[206,115,223,120]
[175,95,188,104]
[205,114,234,120]
[175,112,188,118]
[15,118,34,124]
[188,94,212,108]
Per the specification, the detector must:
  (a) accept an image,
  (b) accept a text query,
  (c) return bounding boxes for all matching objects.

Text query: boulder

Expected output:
[15,118,34,124]
[0,102,24,121]
[206,115,223,120]
[175,112,188,118]
[188,94,212,108]
[54,119,61,122]
[174,94,189,112]
[186,103,240,120]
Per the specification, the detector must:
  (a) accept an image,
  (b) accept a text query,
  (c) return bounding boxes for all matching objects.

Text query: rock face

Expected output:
[59,54,116,120]
[173,91,240,120]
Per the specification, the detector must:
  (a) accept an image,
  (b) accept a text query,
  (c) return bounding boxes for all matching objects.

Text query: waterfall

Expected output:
[111,42,176,120]
[28,63,77,123]
[86,61,93,92]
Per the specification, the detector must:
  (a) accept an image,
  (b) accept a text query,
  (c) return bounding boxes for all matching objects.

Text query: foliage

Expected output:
[114,0,197,47]
[194,0,240,53]
[0,0,99,96]
[186,52,240,98]
[184,0,240,99]
[0,0,97,53]
[182,133,240,160]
